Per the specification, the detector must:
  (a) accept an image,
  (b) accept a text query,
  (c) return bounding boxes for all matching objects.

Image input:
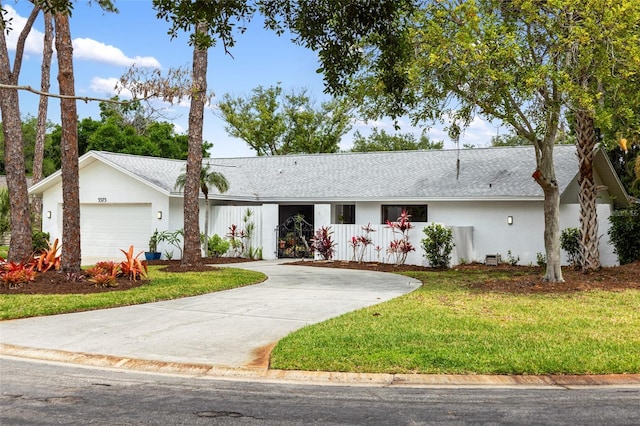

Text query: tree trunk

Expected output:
[532,139,564,282]
[31,12,54,231]
[575,109,601,272]
[182,22,208,266]
[54,13,82,273]
[0,6,39,261]
[203,198,210,257]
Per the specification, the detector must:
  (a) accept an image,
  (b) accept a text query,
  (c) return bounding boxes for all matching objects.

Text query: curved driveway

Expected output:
[0,261,420,369]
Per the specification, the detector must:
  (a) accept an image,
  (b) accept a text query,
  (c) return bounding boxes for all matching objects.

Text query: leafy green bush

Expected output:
[32,231,50,253]
[207,234,230,257]
[608,204,640,265]
[421,223,454,268]
[560,227,582,268]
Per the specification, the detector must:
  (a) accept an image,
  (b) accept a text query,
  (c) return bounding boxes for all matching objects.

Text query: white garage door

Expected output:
[80,203,151,262]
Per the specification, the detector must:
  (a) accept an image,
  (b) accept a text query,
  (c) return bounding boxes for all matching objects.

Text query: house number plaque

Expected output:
[98,198,107,203]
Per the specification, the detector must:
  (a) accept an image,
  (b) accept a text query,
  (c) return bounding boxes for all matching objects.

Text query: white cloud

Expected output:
[89,76,131,98]
[72,38,160,68]
[3,6,44,55]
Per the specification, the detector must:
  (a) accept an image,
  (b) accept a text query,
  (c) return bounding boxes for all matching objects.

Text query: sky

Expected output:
[6,1,499,158]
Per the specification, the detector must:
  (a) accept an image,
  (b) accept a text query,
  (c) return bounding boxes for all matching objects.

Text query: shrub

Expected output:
[348,223,376,263]
[421,223,454,268]
[86,261,119,288]
[536,252,547,268]
[608,204,640,265]
[311,226,337,260]
[505,250,520,266]
[32,231,50,253]
[560,227,582,268]
[207,234,230,257]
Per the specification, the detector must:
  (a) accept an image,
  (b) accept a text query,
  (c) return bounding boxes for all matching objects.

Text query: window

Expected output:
[381,205,428,223]
[335,204,355,224]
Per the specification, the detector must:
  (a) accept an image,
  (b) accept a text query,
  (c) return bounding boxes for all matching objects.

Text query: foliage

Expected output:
[0,188,9,238]
[86,261,119,288]
[350,128,442,152]
[560,228,582,268]
[31,231,50,253]
[537,253,547,268]
[207,234,230,257]
[420,223,454,268]
[386,210,415,265]
[34,238,61,273]
[226,224,245,257]
[217,84,353,156]
[148,229,160,253]
[119,245,147,281]
[310,226,337,260]
[0,260,36,289]
[158,229,184,259]
[505,250,520,267]
[348,223,376,263]
[608,204,640,265]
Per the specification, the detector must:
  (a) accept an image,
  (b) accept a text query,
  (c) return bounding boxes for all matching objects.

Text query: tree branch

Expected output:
[0,83,150,104]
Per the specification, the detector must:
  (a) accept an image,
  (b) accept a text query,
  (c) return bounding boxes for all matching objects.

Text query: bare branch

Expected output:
[0,82,153,104]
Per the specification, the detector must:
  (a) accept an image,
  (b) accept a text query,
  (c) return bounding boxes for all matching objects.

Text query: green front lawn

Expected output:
[0,266,266,320]
[270,269,640,375]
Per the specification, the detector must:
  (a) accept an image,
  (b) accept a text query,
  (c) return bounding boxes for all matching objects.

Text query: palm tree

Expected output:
[175,163,229,256]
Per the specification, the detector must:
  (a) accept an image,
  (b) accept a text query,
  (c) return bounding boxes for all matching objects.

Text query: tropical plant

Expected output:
[226,224,245,257]
[560,228,582,269]
[119,245,147,281]
[386,210,415,265]
[148,229,160,253]
[421,223,454,268]
[34,238,61,273]
[86,261,119,288]
[608,204,640,265]
[158,229,184,260]
[310,226,337,260]
[0,260,36,288]
[32,231,50,253]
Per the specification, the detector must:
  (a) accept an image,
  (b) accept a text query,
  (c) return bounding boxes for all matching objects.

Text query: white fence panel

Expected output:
[210,205,263,255]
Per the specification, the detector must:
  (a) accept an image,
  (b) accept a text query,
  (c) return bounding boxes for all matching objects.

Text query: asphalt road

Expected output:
[2,358,640,425]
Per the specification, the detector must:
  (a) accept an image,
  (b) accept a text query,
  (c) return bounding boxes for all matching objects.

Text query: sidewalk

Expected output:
[1,260,639,387]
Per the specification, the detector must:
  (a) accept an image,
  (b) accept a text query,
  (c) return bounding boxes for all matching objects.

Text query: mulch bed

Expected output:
[287,259,640,294]
[0,257,256,295]
[2,256,638,296]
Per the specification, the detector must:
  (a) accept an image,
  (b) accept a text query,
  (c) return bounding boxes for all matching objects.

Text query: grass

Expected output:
[270,269,640,375]
[0,266,265,320]
[0,245,7,259]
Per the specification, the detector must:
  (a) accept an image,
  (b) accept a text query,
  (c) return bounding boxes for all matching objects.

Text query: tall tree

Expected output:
[151,0,259,265]
[31,11,54,230]
[0,3,39,261]
[558,1,640,272]
[53,11,82,272]
[218,84,352,156]
[350,128,443,152]
[175,163,229,256]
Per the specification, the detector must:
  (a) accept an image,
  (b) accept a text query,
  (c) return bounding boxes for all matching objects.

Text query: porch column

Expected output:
[314,204,331,229]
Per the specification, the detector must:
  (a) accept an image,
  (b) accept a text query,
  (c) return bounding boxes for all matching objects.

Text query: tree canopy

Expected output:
[217,84,353,155]
[350,128,442,152]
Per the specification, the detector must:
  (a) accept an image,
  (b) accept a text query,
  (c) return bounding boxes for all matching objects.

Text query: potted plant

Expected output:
[145,229,162,260]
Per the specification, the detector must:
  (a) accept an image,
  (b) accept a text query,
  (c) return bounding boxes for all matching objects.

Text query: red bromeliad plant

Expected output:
[310,226,337,260]
[119,246,148,281]
[386,210,415,265]
[34,238,61,273]
[86,261,120,288]
[0,260,36,288]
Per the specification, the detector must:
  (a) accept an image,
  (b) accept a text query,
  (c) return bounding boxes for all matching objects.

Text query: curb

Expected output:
[2,344,640,388]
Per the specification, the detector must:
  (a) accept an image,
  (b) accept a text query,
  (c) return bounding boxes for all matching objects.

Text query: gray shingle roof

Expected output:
[93,145,580,202]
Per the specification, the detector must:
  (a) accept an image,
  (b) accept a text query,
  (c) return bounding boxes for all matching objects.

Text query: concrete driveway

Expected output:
[0,261,421,369]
